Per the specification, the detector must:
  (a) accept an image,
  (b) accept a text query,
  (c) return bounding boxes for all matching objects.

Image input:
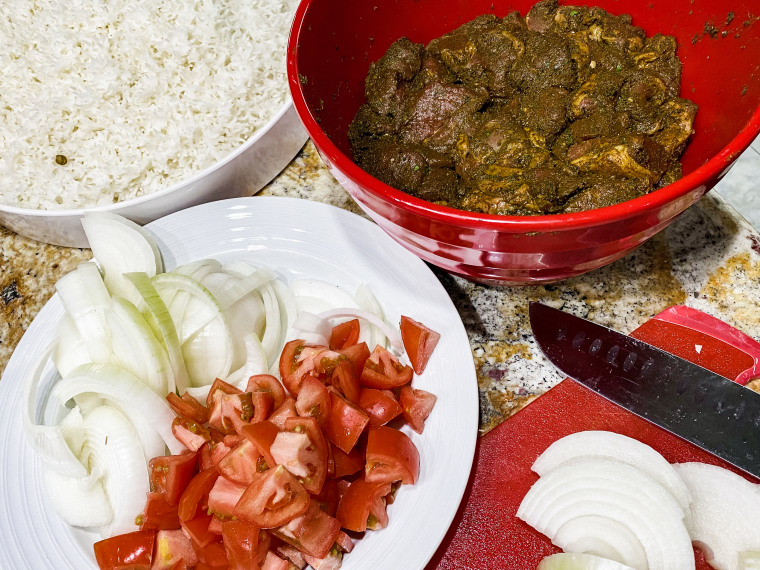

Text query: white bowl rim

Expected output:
[0,95,295,218]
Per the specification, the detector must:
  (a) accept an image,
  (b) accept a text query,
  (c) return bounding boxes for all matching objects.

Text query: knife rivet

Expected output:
[589,338,602,355]
[606,345,620,366]
[623,352,637,372]
[572,331,586,349]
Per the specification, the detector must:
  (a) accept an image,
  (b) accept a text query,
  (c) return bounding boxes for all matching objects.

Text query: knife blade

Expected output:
[529,301,760,478]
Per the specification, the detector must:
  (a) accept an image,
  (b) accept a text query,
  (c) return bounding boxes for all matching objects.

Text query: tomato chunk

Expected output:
[335,476,392,533]
[221,519,262,570]
[330,359,360,404]
[268,398,299,430]
[246,374,287,410]
[338,342,370,374]
[322,389,369,454]
[172,416,211,452]
[167,392,210,425]
[139,492,180,531]
[282,416,328,495]
[216,439,261,485]
[399,386,437,434]
[94,530,156,570]
[208,475,247,518]
[149,451,199,506]
[365,426,420,485]
[240,420,279,472]
[331,444,364,479]
[153,529,199,569]
[358,388,402,426]
[399,315,440,374]
[295,376,331,425]
[233,465,310,528]
[279,340,328,395]
[359,345,413,390]
[178,467,219,522]
[272,501,341,559]
[329,319,360,350]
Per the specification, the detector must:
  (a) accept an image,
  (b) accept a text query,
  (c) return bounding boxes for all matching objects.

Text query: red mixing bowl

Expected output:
[287,0,760,284]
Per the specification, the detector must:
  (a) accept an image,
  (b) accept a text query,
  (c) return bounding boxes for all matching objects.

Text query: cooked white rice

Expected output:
[0,0,297,210]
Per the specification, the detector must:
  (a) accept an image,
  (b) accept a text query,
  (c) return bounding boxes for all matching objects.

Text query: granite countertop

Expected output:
[3,140,760,435]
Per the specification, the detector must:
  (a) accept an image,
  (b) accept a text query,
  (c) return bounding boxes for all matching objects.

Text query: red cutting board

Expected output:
[427,308,760,570]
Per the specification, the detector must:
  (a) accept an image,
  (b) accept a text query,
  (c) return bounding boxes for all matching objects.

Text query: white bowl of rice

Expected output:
[0,0,308,247]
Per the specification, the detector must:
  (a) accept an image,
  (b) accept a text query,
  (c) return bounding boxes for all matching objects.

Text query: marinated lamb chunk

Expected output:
[348,0,696,215]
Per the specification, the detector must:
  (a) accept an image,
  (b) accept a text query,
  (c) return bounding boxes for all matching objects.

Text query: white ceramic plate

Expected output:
[0,197,478,570]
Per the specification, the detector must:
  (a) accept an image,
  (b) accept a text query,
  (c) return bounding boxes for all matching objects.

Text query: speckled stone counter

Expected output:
[4,140,760,435]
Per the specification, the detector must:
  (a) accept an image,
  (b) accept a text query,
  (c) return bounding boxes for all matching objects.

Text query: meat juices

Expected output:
[348,0,697,216]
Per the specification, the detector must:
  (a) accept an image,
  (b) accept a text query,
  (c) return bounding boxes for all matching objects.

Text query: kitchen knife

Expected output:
[529,301,760,478]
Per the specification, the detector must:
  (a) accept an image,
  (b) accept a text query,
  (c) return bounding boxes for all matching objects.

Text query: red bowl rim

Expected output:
[287,1,760,232]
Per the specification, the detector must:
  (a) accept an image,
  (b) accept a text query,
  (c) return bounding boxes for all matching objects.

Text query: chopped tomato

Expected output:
[149,452,199,506]
[322,388,369,454]
[268,398,299,430]
[249,390,274,424]
[282,416,328,495]
[399,315,441,374]
[172,416,211,452]
[221,519,261,570]
[335,476,392,533]
[233,465,310,528]
[295,376,331,425]
[193,540,228,568]
[246,374,287,410]
[208,391,255,435]
[94,530,156,570]
[359,346,413,390]
[207,476,247,518]
[358,388,403,426]
[365,426,420,485]
[180,510,216,548]
[279,340,327,395]
[152,529,199,570]
[338,342,370,373]
[205,378,242,408]
[303,550,343,570]
[216,439,261,485]
[399,386,437,434]
[329,319,360,350]
[201,436,235,471]
[139,492,180,531]
[335,530,354,553]
[330,444,364,479]
[240,420,279,472]
[167,392,209,425]
[273,501,341,559]
[178,467,219,522]
[330,359,360,404]
[312,478,341,517]
[261,551,290,570]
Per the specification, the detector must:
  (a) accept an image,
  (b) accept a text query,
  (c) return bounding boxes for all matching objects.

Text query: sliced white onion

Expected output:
[107,296,172,396]
[225,290,266,370]
[201,267,276,311]
[291,311,332,346]
[674,462,760,570]
[55,262,113,364]
[354,283,388,350]
[79,405,149,537]
[51,362,183,455]
[125,272,189,394]
[292,279,360,310]
[532,431,692,518]
[740,552,760,570]
[518,457,694,570]
[44,468,113,529]
[538,553,636,570]
[260,282,284,366]
[553,515,648,570]
[173,258,222,281]
[271,279,298,335]
[52,315,92,379]
[81,212,163,306]
[319,307,403,353]
[152,273,234,386]
[22,345,87,477]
